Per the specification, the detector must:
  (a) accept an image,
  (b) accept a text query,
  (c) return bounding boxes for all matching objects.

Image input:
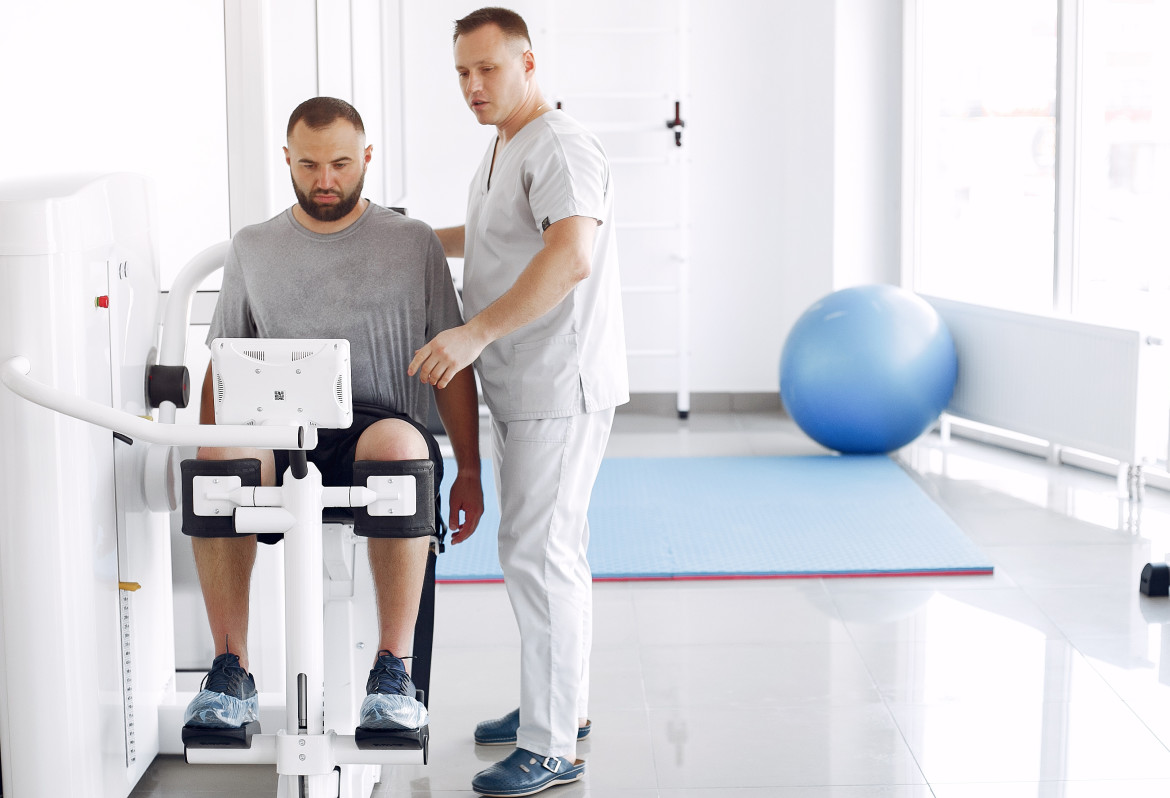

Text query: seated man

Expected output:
[183,96,483,733]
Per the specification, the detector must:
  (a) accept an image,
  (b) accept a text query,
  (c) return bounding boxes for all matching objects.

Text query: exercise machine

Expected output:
[176,335,433,797]
[0,174,438,797]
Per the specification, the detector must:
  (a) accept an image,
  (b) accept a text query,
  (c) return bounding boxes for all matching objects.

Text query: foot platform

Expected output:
[182,720,262,750]
[355,724,430,763]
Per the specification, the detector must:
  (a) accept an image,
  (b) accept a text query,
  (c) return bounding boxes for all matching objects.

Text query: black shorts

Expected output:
[261,402,444,545]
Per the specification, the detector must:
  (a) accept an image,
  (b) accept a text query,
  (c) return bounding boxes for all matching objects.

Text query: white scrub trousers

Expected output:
[491,407,615,758]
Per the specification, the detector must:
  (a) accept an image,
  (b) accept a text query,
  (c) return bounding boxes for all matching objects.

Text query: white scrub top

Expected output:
[463,110,629,421]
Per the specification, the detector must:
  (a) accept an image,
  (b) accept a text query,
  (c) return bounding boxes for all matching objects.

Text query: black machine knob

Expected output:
[1140,563,1170,597]
[146,364,191,408]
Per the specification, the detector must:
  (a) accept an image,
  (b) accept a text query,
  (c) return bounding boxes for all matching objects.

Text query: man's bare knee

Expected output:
[355,419,428,461]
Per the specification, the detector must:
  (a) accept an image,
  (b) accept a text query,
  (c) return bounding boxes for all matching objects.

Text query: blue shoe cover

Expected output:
[183,689,260,728]
[359,693,428,730]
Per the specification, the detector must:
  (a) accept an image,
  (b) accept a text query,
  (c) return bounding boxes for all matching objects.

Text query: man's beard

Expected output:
[293,167,366,222]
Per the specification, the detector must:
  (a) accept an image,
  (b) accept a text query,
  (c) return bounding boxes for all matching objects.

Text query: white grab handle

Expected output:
[1,356,310,450]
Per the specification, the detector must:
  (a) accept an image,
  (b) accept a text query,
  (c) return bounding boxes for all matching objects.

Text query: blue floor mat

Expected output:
[436,455,993,582]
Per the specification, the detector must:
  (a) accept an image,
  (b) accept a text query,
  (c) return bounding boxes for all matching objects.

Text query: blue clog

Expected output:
[474,708,592,746]
[472,748,585,797]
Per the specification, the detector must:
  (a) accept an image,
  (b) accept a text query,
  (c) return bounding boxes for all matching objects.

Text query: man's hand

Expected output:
[408,325,486,389]
[446,471,484,544]
[413,216,597,391]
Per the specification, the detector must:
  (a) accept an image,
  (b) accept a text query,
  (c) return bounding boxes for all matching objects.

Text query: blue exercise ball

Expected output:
[779,284,957,454]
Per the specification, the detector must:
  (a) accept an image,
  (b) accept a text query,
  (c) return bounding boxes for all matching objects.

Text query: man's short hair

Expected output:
[453,6,532,47]
[286,97,365,139]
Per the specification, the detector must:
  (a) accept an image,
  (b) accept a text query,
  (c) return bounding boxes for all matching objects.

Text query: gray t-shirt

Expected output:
[207,202,463,424]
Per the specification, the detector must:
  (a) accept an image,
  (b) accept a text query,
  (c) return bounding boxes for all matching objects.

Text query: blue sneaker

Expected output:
[475,708,592,746]
[358,650,428,730]
[472,748,585,797]
[183,652,259,728]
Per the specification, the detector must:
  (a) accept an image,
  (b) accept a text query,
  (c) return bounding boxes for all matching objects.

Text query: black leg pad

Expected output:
[181,458,262,537]
[182,720,262,751]
[353,459,435,539]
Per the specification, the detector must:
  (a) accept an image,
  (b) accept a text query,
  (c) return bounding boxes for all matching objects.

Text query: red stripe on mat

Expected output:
[437,567,995,585]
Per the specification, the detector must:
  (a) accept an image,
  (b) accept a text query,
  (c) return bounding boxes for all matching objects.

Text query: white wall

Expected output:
[228,0,411,232]
[688,0,837,393]
[247,0,391,229]
[0,0,904,396]
[0,1,230,290]
[395,0,548,224]
[390,0,903,394]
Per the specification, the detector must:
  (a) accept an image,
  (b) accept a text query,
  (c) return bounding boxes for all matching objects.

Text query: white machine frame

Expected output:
[2,341,429,798]
[191,336,426,795]
[4,357,428,793]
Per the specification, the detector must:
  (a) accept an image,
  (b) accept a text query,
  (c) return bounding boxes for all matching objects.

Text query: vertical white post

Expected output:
[316,0,354,101]
[223,0,274,235]
[675,0,692,418]
[1053,0,1084,315]
[276,464,337,798]
[543,0,560,104]
[900,0,921,290]
[282,465,328,738]
[380,0,408,205]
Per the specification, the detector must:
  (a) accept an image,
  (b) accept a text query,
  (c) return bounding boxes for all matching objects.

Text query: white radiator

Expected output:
[925,296,1170,466]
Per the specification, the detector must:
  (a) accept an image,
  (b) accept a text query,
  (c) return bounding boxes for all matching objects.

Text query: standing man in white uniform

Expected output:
[408,7,628,797]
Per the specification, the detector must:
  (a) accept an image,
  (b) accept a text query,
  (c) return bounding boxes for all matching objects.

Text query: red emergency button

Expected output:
[95,296,110,308]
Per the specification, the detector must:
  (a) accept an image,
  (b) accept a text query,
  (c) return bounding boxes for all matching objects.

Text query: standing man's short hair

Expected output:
[286,96,365,138]
[453,6,532,46]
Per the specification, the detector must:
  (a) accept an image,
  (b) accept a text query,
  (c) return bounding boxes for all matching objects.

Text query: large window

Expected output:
[908,0,1170,332]
[910,0,1058,313]
[1074,0,1170,331]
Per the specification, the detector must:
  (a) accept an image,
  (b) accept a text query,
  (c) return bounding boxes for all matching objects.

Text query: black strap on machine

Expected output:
[180,458,262,537]
[351,459,435,539]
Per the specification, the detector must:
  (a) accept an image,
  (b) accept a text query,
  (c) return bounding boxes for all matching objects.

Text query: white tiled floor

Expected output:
[130,407,1170,797]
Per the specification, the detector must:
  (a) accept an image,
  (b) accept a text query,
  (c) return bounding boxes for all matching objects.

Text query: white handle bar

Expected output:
[155,240,229,425]
[159,240,228,371]
[1,356,309,450]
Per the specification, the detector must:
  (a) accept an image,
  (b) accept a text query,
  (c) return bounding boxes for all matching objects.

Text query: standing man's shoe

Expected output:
[472,748,585,797]
[474,708,592,745]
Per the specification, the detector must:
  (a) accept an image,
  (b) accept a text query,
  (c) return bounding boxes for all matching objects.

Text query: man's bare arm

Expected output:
[431,367,484,543]
[408,215,597,389]
[435,225,466,259]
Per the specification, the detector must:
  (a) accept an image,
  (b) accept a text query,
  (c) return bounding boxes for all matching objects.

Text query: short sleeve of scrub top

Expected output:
[524,126,609,234]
